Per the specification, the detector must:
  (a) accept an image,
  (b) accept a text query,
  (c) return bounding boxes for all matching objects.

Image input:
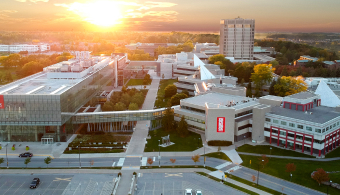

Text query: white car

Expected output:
[185,189,193,195]
[196,190,202,195]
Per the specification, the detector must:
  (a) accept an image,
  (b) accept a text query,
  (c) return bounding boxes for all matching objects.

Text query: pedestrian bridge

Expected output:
[72,107,177,124]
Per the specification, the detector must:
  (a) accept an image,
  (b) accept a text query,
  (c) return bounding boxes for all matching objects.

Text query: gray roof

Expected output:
[269,106,340,124]
[285,91,317,100]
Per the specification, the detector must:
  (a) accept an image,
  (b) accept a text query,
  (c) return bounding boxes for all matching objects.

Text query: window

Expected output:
[280,131,286,136]
[330,125,332,129]
[281,121,287,126]
[322,128,325,133]
[228,24,234,28]
[306,126,312,131]
[297,125,303,129]
[315,128,321,133]
[337,122,339,126]
[289,123,295,127]
[333,124,336,128]
[265,118,271,122]
[326,127,329,131]
[273,120,279,124]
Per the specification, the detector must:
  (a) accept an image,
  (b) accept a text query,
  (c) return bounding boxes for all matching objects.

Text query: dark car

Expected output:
[30,178,40,189]
[19,152,33,158]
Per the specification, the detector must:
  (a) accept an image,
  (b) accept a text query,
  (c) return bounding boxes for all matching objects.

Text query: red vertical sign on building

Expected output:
[0,95,4,109]
[217,117,225,133]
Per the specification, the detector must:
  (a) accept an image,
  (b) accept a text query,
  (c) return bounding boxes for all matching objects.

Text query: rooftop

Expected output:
[284,91,317,100]
[269,106,340,124]
[181,92,259,110]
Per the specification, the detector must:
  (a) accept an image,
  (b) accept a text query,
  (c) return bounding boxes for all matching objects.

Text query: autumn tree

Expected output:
[258,155,269,168]
[252,175,257,183]
[170,93,188,106]
[274,76,308,97]
[191,154,200,165]
[24,157,31,168]
[161,102,174,132]
[176,115,189,137]
[128,103,139,110]
[44,156,52,168]
[170,159,176,167]
[285,163,296,176]
[312,168,329,186]
[246,82,252,97]
[147,157,153,167]
[164,84,177,98]
[0,158,4,167]
[251,64,275,96]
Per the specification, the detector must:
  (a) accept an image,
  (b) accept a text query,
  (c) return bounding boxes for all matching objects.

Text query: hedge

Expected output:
[207,140,233,146]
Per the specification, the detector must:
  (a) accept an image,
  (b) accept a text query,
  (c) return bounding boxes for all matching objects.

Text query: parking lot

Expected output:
[0,174,116,195]
[135,173,246,195]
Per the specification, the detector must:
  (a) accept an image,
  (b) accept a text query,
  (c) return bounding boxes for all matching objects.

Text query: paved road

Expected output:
[230,167,324,195]
[136,172,246,195]
[2,156,226,168]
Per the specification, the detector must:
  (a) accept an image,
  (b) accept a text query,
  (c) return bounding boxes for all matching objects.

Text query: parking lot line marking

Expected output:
[142,181,146,195]
[3,181,16,194]
[165,173,183,177]
[54,177,72,182]
[0,181,7,188]
[12,182,25,194]
[112,162,115,167]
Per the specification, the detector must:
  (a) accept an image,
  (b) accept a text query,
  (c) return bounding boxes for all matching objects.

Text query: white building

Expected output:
[219,18,255,60]
[0,44,50,53]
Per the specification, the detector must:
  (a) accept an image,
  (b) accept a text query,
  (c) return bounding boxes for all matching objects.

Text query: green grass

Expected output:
[196,172,259,195]
[325,146,340,158]
[203,152,232,162]
[154,79,177,108]
[225,173,284,195]
[236,144,315,158]
[240,154,340,194]
[144,128,202,152]
[126,79,151,86]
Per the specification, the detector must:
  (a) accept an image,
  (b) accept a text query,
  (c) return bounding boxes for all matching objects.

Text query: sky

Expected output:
[0,0,339,32]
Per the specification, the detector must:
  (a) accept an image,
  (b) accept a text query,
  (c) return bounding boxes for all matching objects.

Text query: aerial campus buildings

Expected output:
[0,44,50,53]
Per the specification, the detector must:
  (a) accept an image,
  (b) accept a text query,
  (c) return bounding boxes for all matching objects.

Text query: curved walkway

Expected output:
[238,152,340,161]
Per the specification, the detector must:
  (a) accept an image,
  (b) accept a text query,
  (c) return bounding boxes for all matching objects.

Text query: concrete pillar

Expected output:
[252,104,271,143]
[7,125,11,141]
[57,126,60,142]
[35,126,38,142]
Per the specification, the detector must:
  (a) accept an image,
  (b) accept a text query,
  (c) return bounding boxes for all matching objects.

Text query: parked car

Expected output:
[30,178,40,189]
[196,190,202,195]
[19,152,33,157]
[185,189,193,195]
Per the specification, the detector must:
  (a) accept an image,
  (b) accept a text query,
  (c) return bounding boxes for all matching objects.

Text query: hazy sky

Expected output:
[0,0,339,32]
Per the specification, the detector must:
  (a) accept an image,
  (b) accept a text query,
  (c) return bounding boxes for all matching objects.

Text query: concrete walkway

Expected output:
[209,170,271,195]
[222,149,243,164]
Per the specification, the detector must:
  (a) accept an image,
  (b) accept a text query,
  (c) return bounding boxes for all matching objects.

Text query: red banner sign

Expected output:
[217,117,225,133]
[0,95,4,109]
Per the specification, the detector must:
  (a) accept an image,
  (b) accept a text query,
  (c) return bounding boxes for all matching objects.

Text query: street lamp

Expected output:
[5,143,9,168]
[158,140,160,167]
[290,173,292,181]
[327,180,332,195]
[203,144,205,167]
[257,159,264,187]
[78,142,82,168]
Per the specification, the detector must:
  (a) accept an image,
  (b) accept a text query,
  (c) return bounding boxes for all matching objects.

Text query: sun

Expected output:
[66,1,122,27]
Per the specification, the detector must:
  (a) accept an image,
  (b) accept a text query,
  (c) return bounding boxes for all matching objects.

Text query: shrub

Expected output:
[207,140,232,146]
[118,172,122,177]
[133,172,137,176]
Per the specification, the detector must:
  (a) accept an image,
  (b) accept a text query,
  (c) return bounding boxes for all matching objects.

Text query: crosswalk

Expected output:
[141,157,147,166]
[215,162,232,170]
[116,158,125,167]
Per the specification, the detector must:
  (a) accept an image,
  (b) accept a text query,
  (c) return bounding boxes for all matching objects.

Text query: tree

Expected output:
[251,64,274,96]
[252,175,257,183]
[170,93,188,106]
[24,157,31,168]
[274,76,308,97]
[176,116,189,137]
[3,72,13,82]
[258,155,269,168]
[280,66,289,76]
[114,102,126,111]
[0,158,4,167]
[312,168,329,186]
[162,103,174,132]
[120,93,131,106]
[131,92,144,107]
[269,79,276,95]
[170,158,176,164]
[181,90,189,97]
[121,85,127,93]
[147,157,153,167]
[191,154,200,165]
[44,156,52,168]
[285,163,296,175]
[164,84,177,98]
[246,82,252,97]
[270,60,279,67]
[128,103,139,110]
[90,159,94,168]
[102,101,114,111]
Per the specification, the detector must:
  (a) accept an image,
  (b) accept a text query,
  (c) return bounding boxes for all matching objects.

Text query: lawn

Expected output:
[325,146,340,158]
[154,79,177,108]
[203,152,232,162]
[63,148,124,154]
[240,154,340,194]
[144,128,202,152]
[68,134,131,147]
[236,144,315,158]
[126,79,151,86]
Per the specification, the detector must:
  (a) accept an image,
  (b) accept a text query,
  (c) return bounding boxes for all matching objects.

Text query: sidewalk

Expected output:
[238,152,340,161]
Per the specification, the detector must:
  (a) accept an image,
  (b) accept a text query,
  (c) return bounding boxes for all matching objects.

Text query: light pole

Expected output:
[327,180,332,195]
[203,144,205,167]
[257,159,264,187]
[290,173,292,181]
[158,140,160,167]
[6,143,9,168]
[78,142,82,168]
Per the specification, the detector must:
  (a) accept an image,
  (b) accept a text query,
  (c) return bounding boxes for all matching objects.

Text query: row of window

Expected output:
[264,128,326,144]
[238,124,252,131]
[265,118,340,134]
[235,110,252,118]
[174,113,205,124]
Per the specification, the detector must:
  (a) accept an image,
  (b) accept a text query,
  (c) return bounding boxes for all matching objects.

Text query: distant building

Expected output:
[125,42,179,57]
[0,44,50,53]
[219,18,255,60]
